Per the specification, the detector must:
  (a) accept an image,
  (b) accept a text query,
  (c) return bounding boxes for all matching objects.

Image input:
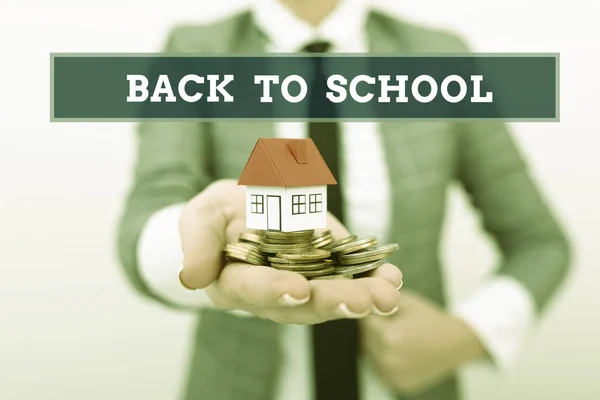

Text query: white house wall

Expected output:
[282,185,327,232]
[245,186,285,231]
[245,185,328,232]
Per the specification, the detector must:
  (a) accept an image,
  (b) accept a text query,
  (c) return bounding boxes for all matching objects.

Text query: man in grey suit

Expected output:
[117,0,571,399]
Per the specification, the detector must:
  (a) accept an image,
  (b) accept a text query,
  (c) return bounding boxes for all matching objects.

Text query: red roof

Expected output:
[238,138,337,187]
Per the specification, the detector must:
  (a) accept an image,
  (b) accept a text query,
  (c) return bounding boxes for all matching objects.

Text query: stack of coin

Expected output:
[223,239,267,266]
[268,249,336,279]
[311,230,334,249]
[223,229,399,280]
[259,230,313,254]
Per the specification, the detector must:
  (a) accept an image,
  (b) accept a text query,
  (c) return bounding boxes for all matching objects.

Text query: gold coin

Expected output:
[225,243,264,260]
[333,259,384,275]
[275,249,331,262]
[263,237,312,245]
[225,250,266,266]
[239,232,264,245]
[311,229,332,241]
[267,256,320,264]
[224,245,265,259]
[338,252,394,266]
[259,243,311,254]
[323,235,357,250]
[226,241,261,252]
[313,229,332,236]
[311,274,353,280]
[295,265,335,277]
[338,243,399,265]
[267,256,297,264]
[264,230,314,239]
[271,261,328,271]
[331,236,378,256]
[312,236,333,248]
[339,244,399,262]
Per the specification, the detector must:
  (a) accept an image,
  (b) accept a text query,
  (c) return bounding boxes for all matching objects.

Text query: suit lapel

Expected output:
[366,10,416,171]
[231,11,269,54]
[365,12,423,237]
[364,14,455,302]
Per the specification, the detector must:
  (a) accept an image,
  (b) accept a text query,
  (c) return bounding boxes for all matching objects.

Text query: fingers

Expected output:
[310,279,373,318]
[356,278,401,316]
[218,262,311,309]
[210,258,403,327]
[256,276,401,325]
[255,279,371,325]
[179,200,225,289]
[369,263,403,290]
[306,277,400,318]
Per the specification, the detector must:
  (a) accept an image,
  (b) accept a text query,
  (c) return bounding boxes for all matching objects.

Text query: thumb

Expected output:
[178,192,228,290]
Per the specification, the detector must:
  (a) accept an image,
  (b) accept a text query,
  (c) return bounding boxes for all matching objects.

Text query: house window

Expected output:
[292,195,306,215]
[250,195,264,214]
[309,193,323,213]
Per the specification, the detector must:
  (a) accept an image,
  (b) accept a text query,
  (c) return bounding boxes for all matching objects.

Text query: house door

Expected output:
[266,195,281,231]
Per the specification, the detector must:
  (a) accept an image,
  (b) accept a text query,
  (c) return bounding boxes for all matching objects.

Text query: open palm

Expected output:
[179,179,402,324]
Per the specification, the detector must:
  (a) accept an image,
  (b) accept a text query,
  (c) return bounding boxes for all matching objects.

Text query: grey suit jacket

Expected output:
[117,10,571,400]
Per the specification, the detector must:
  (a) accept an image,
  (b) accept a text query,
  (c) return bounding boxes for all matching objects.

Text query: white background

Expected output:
[0,0,599,399]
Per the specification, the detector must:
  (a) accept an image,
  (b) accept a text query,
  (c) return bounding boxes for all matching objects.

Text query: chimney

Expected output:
[289,140,307,164]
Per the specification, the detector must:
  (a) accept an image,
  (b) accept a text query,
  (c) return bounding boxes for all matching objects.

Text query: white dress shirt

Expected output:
[137,0,536,398]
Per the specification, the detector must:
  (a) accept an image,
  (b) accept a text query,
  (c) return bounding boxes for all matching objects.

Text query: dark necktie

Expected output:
[304,41,360,400]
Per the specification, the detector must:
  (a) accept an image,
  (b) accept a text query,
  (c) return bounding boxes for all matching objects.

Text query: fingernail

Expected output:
[178,265,195,291]
[337,302,371,318]
[371,305,398,317]
[279,293,310,306]
[396,279,403,290]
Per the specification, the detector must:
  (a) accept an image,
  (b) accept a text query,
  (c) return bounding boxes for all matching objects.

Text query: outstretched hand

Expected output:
[178,179,403,324]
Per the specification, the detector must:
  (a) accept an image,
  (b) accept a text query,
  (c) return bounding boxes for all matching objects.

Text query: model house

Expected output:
[238,138,337,232]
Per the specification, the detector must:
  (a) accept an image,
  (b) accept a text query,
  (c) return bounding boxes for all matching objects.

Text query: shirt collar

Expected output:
[252,0,369,52]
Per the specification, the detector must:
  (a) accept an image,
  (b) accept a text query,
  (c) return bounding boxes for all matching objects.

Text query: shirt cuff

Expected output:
[451,276,536,372]
[137,203,252,317]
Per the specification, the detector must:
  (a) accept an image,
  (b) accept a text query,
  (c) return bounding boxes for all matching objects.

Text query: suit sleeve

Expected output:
[116,29,213,307]
[455,119,572,312]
